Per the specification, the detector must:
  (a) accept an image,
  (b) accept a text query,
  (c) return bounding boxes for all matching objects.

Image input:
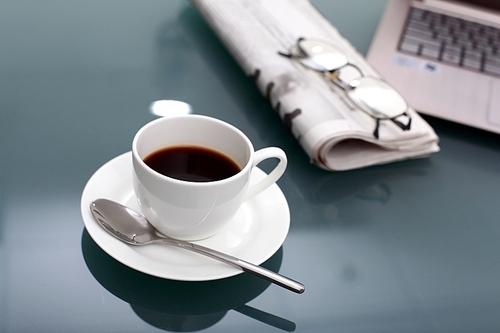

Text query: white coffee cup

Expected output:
[132,115,287,240]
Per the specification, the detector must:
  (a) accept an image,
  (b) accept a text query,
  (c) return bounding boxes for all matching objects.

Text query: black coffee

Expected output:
[143,145,241,182]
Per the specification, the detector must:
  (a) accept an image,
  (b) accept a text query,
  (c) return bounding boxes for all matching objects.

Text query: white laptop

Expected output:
[367,0,500,134]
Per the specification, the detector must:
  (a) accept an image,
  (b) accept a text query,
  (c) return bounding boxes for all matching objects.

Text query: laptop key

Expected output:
[485,57,500,75]
[463,53,482,70]
[400,39,420,54]
[442,46,462,65]
[421,44,440,59]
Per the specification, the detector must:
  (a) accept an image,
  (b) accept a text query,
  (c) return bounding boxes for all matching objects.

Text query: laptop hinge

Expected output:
[415,0,500,27]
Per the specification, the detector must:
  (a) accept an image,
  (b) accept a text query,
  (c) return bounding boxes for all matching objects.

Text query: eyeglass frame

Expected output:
[279,38,412,139]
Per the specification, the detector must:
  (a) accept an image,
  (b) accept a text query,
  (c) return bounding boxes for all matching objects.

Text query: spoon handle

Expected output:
[163,239,305,294]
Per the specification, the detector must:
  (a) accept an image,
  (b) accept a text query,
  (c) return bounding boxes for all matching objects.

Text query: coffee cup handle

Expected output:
[244,147,287,200]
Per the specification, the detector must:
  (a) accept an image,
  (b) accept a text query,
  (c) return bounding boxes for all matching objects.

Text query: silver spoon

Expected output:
[90,198,305,294]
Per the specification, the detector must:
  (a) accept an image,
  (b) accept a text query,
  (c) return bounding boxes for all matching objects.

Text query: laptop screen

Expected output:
[458,0,500,12]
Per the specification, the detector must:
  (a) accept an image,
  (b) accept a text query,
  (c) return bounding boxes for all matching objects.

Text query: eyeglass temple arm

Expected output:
[374,119,381,139]
[278,51,292,58]
[392,113,412,131]
[374,113,412,139]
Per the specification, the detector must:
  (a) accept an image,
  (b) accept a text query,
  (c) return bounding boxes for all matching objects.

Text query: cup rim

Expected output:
[132,115,254,186]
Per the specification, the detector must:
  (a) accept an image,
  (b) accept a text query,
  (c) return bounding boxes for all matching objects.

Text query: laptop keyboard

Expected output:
[399,7,500,76]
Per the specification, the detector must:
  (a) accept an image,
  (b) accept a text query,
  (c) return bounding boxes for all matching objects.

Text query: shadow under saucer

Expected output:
[81,229,296,332]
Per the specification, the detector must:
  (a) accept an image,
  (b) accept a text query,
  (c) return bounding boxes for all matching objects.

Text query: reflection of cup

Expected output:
[132,115,287,240]
[81,230,294,332]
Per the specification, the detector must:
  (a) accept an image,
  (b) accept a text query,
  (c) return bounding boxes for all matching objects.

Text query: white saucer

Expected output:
[81,152,290,281]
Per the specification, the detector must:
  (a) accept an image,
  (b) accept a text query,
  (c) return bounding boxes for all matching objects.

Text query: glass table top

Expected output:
[0,0,499,332]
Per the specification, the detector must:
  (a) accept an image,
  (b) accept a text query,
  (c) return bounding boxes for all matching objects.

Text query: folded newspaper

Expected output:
[190,0,440,171]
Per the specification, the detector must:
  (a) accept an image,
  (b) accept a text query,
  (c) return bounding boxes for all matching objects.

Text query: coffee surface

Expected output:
[143,146,241,182]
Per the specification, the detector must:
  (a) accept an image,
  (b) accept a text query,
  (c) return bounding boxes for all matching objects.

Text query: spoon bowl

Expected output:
[90,198,305,294]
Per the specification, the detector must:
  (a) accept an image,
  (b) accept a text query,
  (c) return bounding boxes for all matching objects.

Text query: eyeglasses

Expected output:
[280,38,411,138]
